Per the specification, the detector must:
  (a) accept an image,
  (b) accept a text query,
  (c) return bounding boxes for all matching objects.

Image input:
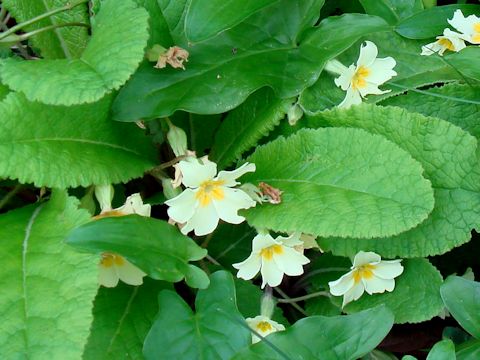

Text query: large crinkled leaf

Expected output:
[241,127,434,239]
[66,215,209,289]
[311,105,480,258]
[0,93,156,188]
[2,0,89,59]
[360,0,424,24]
[0,0,149,105]
[185,0,280,42]
[381,83,480,140]
[339,259,444,324]
[300,31,465,113]
[210,88,294,169]
[143,271,250,360]
[441,276,480,339]
[83,279,172,360]
[0,191,98,359]
[231,305,394,360]
[395,4,480,39]
[113,0,389,121]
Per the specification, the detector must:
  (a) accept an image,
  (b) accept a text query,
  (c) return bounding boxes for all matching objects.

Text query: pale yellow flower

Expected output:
[246,315,285,344]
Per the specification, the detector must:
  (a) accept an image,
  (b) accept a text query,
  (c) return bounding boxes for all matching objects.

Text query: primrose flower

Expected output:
[448,9,480,44]
[328,251,403,307]
[246,315,285,344]
[165,158,256,236]
[421,28,466,56]
[233,233,310,288]
[333,41,397,108]
[94,187,150,287]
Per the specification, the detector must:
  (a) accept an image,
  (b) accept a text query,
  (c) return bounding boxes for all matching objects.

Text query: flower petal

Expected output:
[356,41,378,67]
[338,87,362,109]
[448,9,477,38]
[252,233,278,252]
[181,202,219,236]
[165,188,197,224]
[117,260,146,286]
[328,271,355,296]
[117,193,151,217]
[179,158,217,188]
[98,264,119,288]
[363,276,395,295]
[260,258,284,288]
[277,232,303,247]
[359,82,390,97]
[372,260,404,279]
[217,162,256,187]
[353,251,381,267]
[342,282,365,307]
[273,246,310,276]
[367,57,397,85]
[421,41,443,56]
[334,64,356,90]
[213,187,256,224]
[233,253,261,280]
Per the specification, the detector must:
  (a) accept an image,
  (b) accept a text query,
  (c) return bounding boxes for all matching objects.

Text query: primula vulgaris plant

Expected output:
[0,0,479,359]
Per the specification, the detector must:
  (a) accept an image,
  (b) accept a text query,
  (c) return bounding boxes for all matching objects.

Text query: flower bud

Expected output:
[287,103,304,126]
[94,184,114,212]
[167,122,188,157]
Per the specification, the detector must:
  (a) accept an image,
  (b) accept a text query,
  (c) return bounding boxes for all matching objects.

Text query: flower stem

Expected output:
[273,288,308,316]
[276,291,330,303]
[0,0,89,41]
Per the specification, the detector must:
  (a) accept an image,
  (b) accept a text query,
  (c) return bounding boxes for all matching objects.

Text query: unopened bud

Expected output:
[94,184,114,212]
[162,178,181,200]
[167,122,188,157]
[287,104,303,126]
[260,289,275,319]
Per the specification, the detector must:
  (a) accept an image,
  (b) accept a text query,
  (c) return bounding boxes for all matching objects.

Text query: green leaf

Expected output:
[231,305,394,360]
[441,276,480,339]
[457,339,480,360]
[210,88,294,169]
[0,93,155,188]
[65,215,209,289]
[134,0,174,47]
[242,127,434,238]
[0,191,98,358]
[143,271,250,360]
[113,1,389,120]
[380,83,480,140]
[360,0,424,24]
[83,279,171,360]
[340,259,444,324]
[311,105,480,258]
[0,0,149,105]
[0,82,9,101]
[447,48,480,83]
[185,0,280,42]
[395,4,480,39]
[2,0,89,59]
[300,31,466,114]
[427,339,456,360]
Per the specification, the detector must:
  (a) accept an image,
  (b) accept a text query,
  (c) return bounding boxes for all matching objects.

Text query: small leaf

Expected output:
[2,0,90,59]
[185,0,280,42]
[231,305,394,360]
[311,104,480,258]
[341,259,444,324]
[441,276,480,339]
[242,127,434,238]
[0,191,98,358]
[0,0,149,105]
[395,4,480,39]
[210,88,294,169]
[143,271,250,360]
[0,93,155,188]
[360,0,424,24]
[456,339,480,360]
[83,279,172,360]
[113,1,389,120]
[66,215,209,289]
[427,339,456,360]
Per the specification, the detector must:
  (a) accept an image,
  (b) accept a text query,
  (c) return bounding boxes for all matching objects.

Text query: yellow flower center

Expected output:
[260,244,284,260]
[351,65,370,90]
[353,264,376,283]
[195,179,225,207]
[438,38,455,51]
[100,253,125,268]
[473,22,480,42]
[256,321,273,332]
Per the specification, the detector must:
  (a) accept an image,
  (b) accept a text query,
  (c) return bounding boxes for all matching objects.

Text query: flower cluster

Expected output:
[326,41,397,109]
[421,10,480,56]
[165,157,256,236]
[94,186,150,288]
